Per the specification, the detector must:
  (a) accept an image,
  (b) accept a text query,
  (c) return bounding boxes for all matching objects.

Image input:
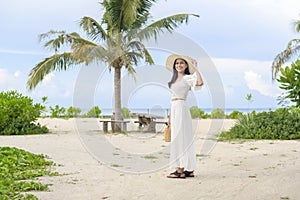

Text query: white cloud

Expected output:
[244,71,281,98]
[42,73,55,84]
[14,70,21,78]
[0,69,9,84]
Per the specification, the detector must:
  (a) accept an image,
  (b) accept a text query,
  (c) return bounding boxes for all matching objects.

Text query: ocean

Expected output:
[100,107,277,117]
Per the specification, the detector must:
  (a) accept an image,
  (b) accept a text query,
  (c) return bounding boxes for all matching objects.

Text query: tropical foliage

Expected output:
[26,0,199,131]
[220,108,300,140]
[210,108,226,119]
[83,106,102,118]
[0,147,56,199]
[0,91,48,135]
[189,106,209,119]
[277,60,300,107]
[272,17,300,79]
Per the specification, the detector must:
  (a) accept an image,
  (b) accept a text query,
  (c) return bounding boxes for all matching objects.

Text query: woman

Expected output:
[166,54,203,178]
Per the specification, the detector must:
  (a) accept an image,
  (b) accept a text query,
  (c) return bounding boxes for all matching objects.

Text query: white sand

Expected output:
[0,118,299,200]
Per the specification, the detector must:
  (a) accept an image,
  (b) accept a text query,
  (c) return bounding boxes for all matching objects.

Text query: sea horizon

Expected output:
[99,107,278,117]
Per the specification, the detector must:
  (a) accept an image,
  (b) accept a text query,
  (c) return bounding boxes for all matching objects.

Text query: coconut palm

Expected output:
[27,0,199,130]
[272,18,300,79]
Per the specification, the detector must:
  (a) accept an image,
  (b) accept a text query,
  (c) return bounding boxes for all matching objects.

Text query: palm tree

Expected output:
[272,17,300,79]
[27,0,199,131]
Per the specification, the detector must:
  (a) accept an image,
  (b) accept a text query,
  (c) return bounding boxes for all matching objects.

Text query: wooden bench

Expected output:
[99,120,130,133]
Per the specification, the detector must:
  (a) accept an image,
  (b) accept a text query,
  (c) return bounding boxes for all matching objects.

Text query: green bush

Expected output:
[0,91,48,135]
[66,106,82,118]
[49,105,66,117]
[228,110,243,119]
[83,106,101,118]
[121,107,130,118]
[220,108,300,140]
[211,108,226,119]
[189,106,209,119]
[190,106,201,119]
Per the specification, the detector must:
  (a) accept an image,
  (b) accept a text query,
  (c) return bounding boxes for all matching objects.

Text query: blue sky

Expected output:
[0,0,300,112]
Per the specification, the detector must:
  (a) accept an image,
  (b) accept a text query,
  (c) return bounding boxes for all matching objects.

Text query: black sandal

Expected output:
[167,171,186,179]
[184,170,195,177]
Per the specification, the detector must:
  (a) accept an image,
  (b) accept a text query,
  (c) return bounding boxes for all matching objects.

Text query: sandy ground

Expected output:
[0,118,300,200]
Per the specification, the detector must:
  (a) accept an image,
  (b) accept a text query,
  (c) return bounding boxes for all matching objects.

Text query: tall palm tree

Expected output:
[27,0,199,130]
[272,17,300,79]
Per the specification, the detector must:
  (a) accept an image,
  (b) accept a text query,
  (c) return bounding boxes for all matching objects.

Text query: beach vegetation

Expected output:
[121,107,130,118]
[228,110,243,119]
[190,106,209,119]
[211,108,226,119]
[246,93,253,112]
[82,106,101,118]
[49,105,66,118]
[219,107,300,140]
[272,16,300,79]
[277,60,300,107]
[0,90,48,135]
[26,0,199,132]
[0,146,56,199]
[66,106,82,118]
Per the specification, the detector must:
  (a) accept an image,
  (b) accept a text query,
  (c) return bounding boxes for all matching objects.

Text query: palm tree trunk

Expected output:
[113,66,123,132]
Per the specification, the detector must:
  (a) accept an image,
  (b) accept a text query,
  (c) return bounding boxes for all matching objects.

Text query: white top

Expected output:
[170,73,201,100]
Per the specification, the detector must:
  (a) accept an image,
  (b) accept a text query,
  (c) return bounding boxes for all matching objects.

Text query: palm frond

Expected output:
[27,52,79,90]
[72,44,108,64]
[79,16,108,41]
[272,39,300,79]
[40,31,91,52]
[127,40,154,64]
[138,13,200,40]
[293,19,300,33]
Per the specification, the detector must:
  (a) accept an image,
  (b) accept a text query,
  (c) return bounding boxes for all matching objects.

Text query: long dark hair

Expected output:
[168,58,191,88]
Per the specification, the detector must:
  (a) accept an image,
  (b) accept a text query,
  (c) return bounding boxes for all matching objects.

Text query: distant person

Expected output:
[166,54,203,178]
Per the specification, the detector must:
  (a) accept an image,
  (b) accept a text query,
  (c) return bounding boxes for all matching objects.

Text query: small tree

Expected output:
[246,93,253,112]
[277,60,300,107]
[49,105,66,118]
[228,110,243,119]
[121,107,130,119]
[66,106,82,118]
[83,106,101,118]
[190,106,201,119]
[211,108,226,119]
[41,96,48,117]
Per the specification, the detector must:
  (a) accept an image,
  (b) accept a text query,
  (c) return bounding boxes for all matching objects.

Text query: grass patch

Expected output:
[249,147,258,151]
[110,164,123,168]
[0,146,56,199]
[142,155,158,159]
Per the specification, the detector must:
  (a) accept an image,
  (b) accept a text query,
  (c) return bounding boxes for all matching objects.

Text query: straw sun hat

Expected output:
[165,54,196,74]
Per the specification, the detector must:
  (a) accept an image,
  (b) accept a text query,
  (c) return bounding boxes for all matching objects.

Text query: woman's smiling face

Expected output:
[174,58,188,73]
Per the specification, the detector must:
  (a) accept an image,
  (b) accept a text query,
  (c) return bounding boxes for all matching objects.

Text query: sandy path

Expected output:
[0,118,299,200]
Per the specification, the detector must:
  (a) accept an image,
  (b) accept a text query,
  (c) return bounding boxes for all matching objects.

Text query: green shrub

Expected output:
[66,106,81,118]
[189,106,209,119]
[121,107,130,118]
[228,110,243,119]
[49,105,66,118]
[220,108,300,140]
[190,106,201,119]
[0,91,48,135]
[83,106,101,118]
[211,108,226,119]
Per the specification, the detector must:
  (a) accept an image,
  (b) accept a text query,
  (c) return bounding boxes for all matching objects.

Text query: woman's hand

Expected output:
[191,58,203,86]
[191,59,199,72]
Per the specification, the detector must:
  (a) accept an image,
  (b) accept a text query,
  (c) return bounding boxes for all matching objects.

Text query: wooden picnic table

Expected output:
[130,112,166,132]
